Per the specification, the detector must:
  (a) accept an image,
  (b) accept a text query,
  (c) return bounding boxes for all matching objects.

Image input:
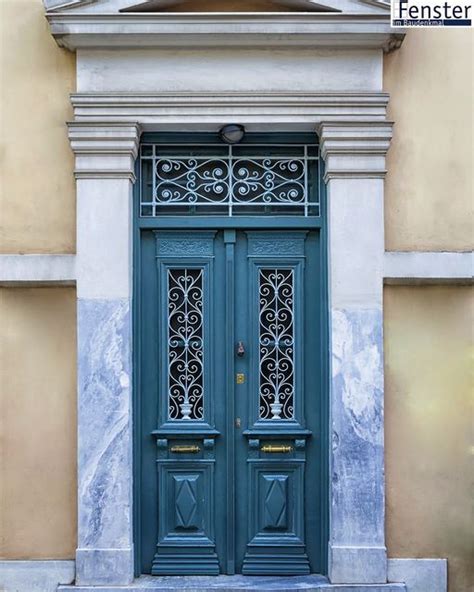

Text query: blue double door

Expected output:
[138,227,327,576]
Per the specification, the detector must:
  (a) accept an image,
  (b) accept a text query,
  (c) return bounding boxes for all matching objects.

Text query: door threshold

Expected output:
[59,574,407,591]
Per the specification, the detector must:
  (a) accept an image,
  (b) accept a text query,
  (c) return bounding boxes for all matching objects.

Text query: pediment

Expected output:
[44,0,390,14]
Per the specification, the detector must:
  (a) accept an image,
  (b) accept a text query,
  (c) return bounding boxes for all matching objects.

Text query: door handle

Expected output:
[260,444,293,454]
[236,341,245,357]
[170,445,200,454]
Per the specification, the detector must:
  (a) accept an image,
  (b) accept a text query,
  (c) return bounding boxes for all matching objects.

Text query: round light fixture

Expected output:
[219,124,245,144]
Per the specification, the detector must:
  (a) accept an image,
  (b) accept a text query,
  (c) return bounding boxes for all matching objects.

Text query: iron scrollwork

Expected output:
[168,268,204,421]
[258,268,295,420]
[140,144,319,216]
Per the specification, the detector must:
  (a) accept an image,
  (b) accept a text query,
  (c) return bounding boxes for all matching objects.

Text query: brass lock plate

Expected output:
[236,373,245,384]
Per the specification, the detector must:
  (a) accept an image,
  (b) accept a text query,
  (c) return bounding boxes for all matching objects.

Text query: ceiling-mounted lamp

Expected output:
[219,124,246,144]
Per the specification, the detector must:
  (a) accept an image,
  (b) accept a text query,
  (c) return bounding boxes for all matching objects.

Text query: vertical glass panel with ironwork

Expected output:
[258,268,295,420]
[167,268,204,421]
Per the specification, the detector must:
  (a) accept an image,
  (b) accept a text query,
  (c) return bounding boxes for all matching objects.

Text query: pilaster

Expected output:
[319,121,393,585]
[68,121,141,586]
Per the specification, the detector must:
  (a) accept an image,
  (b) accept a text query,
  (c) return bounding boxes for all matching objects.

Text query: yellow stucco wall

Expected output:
[385,285,474,592]
[384,29,473,252]
[0,288,77,559]
[0,0,76,254]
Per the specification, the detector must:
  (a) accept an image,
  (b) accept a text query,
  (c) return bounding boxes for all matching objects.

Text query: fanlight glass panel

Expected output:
[168,268,204,421]
[259,268,295,420]
[140,144,319,216]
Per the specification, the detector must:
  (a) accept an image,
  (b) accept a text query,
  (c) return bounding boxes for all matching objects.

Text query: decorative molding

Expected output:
[70,92,390,126]
[45,11,405,51]
[0,255,76,286]
[67,122,141,180]
[155,231,216,257]
[247,231,307,257]
[73,170,137,180]
[319,121,393,180]
[384,251,473,284]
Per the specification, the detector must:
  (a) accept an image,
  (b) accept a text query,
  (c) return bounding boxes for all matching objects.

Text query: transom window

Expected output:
[139,143,320,217]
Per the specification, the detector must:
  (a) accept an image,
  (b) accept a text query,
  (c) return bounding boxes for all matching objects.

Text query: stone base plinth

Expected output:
[59,574,406,591]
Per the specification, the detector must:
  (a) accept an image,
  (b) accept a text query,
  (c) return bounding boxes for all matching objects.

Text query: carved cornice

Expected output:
[45,12,405,51]
[70,92,390,125]
[67,122,141,181]
[318,121,393,180]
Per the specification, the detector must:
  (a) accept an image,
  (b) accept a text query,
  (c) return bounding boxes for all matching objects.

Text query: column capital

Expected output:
[318,121,393,182]
[67,121,141,181]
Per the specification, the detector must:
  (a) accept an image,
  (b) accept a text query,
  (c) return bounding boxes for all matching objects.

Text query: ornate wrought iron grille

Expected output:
[140,144,319,216]
[259,268,295,420]
[167,268,204,421]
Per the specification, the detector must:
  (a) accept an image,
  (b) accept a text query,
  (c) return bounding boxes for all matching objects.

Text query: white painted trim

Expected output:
[388,559,447,592]
[0,255,76,286]
[384,251,473,284]
[0,560,75,592]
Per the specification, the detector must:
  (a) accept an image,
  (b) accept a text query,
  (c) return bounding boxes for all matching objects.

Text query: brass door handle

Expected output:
[260,444,293,453]
[170,445,200,454]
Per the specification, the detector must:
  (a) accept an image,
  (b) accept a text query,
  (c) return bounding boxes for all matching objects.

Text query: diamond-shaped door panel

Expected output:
[174,475,200,530]
[243,463,309,574]
[263,475,288,529]
[154,462,218,575]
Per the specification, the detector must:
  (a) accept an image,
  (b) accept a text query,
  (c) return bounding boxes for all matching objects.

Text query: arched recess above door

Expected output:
[120,0,340,13]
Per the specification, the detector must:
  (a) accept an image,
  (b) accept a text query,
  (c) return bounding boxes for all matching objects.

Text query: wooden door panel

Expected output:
[152,451,219,575]
[139,227,326,575]
[236,231,312,575]
[150,231,223,575]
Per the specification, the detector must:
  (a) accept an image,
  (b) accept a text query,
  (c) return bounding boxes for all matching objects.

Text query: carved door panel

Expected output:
[139,228,325,576]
